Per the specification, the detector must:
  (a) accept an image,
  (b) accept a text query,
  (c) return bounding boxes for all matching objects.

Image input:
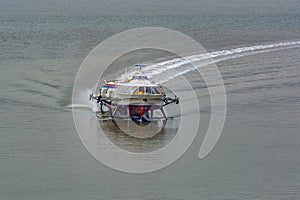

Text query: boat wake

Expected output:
[67,103,99,112]
[129,41,300,84]
[68,89,98,112]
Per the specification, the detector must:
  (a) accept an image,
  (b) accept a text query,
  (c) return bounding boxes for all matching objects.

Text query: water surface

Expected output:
[1,0,300,199]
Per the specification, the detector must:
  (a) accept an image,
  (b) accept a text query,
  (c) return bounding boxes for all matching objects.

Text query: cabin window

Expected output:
[145,87,151,94]
[153,87,164,94]
[132,76,148,80]
[150,87,159,94]
[159,87,164,94]
[117,86,125,94]
[133,87,146,94]
[117,86,137,94]
[139,87,145,93]
[116,86,128,94]
[129,87,137,94]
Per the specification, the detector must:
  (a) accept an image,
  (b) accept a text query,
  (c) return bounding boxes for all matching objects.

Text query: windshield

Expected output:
[133,86,164,95]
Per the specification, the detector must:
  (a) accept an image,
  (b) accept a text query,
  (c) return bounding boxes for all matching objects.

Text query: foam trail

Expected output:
[123,41,300,83]
[158,45,300,84]
[68,89,98,112]
[66,104,93,109]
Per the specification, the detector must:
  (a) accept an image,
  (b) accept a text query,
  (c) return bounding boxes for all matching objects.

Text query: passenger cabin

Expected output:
[116,85,165,96]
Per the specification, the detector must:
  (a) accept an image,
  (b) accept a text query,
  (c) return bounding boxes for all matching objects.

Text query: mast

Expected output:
[134,64,145,74]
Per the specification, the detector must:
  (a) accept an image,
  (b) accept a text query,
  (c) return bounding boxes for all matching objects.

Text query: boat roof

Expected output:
[103,64,161,87]
[118,78,158,87]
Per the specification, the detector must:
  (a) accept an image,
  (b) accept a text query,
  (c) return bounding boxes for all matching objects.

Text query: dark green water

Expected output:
[1,1,300,199]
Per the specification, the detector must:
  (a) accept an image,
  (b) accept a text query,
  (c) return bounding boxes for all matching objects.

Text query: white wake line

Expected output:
[66,104,93,109]
[130,41,300,82]
[67,103,100,113]
[158,45,300,84]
